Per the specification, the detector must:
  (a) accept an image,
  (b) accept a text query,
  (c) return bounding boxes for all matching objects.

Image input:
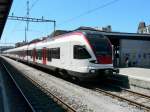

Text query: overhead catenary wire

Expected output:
[9,0,41,37]
[29,0,40,12]
[57,0,120,27]
[8,0,42,44]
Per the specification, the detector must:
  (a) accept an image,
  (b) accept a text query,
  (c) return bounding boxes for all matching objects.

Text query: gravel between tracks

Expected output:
[2,56,144,112]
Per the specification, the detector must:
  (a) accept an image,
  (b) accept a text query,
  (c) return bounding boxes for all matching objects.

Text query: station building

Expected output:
[137,22,150,34]
[102,32,150,68]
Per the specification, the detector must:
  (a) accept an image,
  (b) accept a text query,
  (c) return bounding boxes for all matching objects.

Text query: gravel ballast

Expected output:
[1,56,145,112]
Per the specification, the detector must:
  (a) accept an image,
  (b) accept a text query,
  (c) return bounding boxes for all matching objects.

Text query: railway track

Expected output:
[93,83,150,112]
[2,61,76,112]
[0,63,33,112]
[2,57,150,112]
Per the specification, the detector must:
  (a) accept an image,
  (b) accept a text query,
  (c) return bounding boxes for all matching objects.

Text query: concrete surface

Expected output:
[120,67,150,89]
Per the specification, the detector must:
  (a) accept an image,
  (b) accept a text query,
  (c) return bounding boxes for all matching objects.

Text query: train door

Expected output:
[42,47,47,64]
[33,48,36,62]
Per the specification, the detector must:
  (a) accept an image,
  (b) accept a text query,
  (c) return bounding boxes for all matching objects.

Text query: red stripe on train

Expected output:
[96,55,112,64]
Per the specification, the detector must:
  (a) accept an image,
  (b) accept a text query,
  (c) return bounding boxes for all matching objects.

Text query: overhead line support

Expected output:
[8,15,56,37]
[8,16,55,23]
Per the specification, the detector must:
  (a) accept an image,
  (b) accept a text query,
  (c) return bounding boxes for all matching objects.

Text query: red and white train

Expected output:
[3,30,118,81]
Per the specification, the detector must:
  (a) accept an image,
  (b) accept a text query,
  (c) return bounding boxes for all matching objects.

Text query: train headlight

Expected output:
[90,69,96,73]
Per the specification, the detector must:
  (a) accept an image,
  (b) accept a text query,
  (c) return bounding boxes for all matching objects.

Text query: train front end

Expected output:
[85,32,118,77]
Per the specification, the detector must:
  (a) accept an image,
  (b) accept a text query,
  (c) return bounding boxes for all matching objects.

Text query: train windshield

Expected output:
[87,34,112,56]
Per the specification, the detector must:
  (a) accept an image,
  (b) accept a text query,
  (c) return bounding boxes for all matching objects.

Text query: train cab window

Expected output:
[87,34,112,55]
[51,48,60,59]
[74,45,91,59]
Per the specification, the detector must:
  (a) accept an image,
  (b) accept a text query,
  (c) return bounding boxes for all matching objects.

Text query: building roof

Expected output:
[0,0,13,39]
[77,29,150,46]
[78,29,150,38]
[103,31,150,46]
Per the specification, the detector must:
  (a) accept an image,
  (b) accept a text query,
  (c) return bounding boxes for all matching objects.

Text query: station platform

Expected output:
[119,67,150,89]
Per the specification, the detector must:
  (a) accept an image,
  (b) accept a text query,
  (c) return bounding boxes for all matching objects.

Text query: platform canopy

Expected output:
[100,31,150,46]
[76,27,150,46]
[0,0,13,39]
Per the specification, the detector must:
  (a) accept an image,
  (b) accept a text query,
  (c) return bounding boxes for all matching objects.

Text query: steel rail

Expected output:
[110,84,150,99]
[2,63,36,112]
[94,87,150,112]
[1,58,76,112]
[21,73,76,112]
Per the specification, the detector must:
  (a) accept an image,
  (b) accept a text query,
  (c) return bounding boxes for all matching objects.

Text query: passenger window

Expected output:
[28,50,31,56]
[74,45,91,59]
[31,50,33,58]
[51,48,60,59]
[37,49,42,60]
[36,50,38,59]
[47,49,52,61]
[28,50,31,57]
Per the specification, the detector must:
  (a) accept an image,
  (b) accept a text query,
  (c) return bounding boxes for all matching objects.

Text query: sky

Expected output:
[1,0,150,46]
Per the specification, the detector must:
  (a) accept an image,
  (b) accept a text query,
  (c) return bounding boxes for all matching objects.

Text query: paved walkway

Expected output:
[0,66,10,112]
[119,67,150,89]
[0,76,4,112]
[120,67,150,82]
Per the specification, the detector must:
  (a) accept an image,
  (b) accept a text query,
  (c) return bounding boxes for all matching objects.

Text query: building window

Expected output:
[51,47,60,59]
[74,45,91,59]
